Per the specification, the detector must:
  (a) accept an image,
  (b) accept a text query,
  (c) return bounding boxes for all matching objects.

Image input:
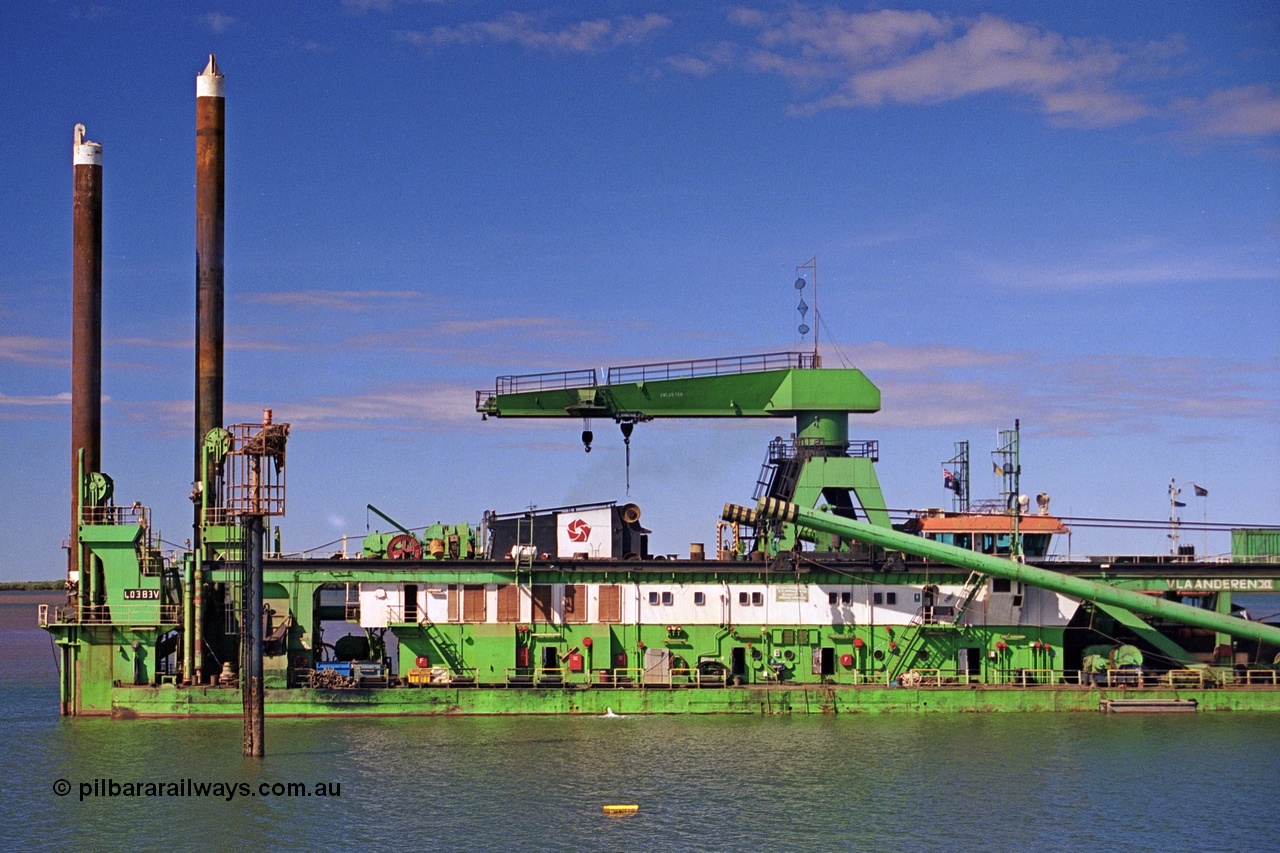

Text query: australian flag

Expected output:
[943,469,962,495]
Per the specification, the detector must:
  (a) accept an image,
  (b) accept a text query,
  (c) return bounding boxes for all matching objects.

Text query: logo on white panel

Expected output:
[567,518,591,542]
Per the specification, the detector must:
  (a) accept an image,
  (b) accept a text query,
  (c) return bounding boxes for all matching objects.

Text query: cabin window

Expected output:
[751,592,763,606]
[992,578,1012,593]
[462,585,486,622]
[739,592,749,606]
[564,584,587,623]
[873,592,883,605]
[886,592,897,605]
[649,591,660,605]
[955,533,972,550]
[842,592,851,605]
[598,585,621,623]
[1023,534,1050,558]
[447,585,460,622]
[694,591,706,606]
[983,533,1013,554]
[662,591,674,606]
[532,585,554,622]
[496,584,519,622]
[829,592,838,605]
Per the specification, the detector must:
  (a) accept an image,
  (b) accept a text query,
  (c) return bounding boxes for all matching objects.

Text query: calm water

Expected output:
[4,589,1279,852]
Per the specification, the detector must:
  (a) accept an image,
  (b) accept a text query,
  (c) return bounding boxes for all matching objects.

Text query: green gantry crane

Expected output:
[475,351,890,552]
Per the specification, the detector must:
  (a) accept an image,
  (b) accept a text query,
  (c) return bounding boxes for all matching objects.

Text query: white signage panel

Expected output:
[556,508,613,558]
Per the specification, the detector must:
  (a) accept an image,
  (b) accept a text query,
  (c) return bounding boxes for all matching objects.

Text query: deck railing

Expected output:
[477,368,600,410]
[607,351,815,385]
[38,602,180,626]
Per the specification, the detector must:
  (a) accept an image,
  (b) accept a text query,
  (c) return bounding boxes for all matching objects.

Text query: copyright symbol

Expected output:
[53,779,71,796]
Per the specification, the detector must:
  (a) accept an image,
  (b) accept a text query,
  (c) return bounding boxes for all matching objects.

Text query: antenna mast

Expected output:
[795,256,818,364]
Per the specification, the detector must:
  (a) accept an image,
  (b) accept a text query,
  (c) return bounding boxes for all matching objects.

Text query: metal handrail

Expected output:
[49,603,181,625]
[1162,669,1213,688]
[81,503,151,527]
[495,368,599,395]
[607,352,814,385]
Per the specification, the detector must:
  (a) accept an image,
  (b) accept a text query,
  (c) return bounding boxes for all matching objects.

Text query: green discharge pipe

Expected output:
[748,497,1280,647]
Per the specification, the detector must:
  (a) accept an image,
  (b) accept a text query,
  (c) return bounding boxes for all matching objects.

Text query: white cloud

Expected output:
[982,252,1279,290]
[679,7,1156,128]
[1175,85,1280,138]
[239,289,429,312]
[202,12,234,34]
[0,335,67,366]
[837,342,1019,374]
[0,390,72,406]
[115,383,480,437]
[342,0,399,12]
[400,11,671,53]
[833,345,1280,438]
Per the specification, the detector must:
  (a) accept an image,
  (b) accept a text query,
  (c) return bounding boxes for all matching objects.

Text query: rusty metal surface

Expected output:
[195,58,225,491]
[71,127,102,585]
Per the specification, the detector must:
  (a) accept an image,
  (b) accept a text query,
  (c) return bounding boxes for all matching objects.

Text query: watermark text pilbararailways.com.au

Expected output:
[53,778,341,802]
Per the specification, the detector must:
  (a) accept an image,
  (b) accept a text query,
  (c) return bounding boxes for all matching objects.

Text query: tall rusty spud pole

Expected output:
[193,55,225,686]
[195,55,225,514]
[71,124,102,610]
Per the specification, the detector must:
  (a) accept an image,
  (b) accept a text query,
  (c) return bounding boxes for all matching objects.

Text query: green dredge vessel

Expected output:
[44,56,1280,719]
[42,351,1280,718]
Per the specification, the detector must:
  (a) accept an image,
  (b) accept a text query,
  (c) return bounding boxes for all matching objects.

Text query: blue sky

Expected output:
[2,2,1278,581]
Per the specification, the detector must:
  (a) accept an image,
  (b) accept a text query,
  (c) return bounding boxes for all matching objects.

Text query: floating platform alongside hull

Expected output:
[1100,698,1199,714]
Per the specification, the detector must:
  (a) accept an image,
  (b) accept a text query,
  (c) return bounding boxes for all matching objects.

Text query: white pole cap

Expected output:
[197,54,225,98]
[73,123,102,166]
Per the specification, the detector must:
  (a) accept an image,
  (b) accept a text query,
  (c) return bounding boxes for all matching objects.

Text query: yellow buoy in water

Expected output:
[603,804,639,816]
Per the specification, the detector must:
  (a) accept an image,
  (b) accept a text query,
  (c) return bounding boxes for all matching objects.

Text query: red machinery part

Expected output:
[386,533,423,560]
[840,653,854,668]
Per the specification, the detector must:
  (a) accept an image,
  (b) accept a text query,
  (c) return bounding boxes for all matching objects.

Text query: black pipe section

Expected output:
[243,515,264,757]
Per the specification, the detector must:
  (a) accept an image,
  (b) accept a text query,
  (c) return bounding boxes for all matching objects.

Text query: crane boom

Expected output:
[475,351,879,422]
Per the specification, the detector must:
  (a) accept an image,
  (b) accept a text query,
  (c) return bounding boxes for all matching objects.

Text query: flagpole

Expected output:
[1191,483,1209,557]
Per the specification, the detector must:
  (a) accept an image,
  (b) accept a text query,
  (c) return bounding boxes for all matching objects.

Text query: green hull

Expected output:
[104,683,1280,717]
